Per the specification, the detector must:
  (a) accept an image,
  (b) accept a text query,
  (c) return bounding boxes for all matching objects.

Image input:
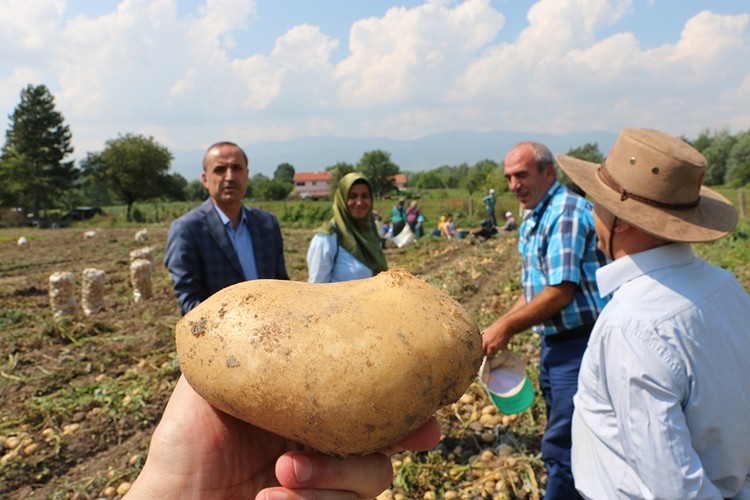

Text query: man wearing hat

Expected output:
[482,141,609,499]
[482,188,498,227]
[558,128,750,498]
[498,210,517,232]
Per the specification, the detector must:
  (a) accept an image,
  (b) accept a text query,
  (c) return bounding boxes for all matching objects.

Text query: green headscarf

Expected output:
[316,172,388,274]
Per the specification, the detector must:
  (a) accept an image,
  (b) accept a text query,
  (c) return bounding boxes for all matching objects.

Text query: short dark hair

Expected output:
[203,142,248,171]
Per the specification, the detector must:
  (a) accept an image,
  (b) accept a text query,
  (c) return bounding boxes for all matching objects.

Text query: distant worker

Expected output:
[415,214,426,239]
[433,215,447,237]
[482,188,497,227]
[406,200,421,232]
[442,214,457,239]
[498,211,517,232]
[390,198,407,236]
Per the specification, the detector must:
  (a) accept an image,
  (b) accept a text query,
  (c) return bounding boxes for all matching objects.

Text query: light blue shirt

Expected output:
[213,204,258,281]
[572,243,750,499]
[306,233,372,283]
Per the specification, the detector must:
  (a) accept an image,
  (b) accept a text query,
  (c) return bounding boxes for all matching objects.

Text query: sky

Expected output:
[1,0,749,177]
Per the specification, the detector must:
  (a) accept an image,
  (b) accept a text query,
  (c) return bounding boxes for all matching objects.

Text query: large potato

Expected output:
[176,268,482,457]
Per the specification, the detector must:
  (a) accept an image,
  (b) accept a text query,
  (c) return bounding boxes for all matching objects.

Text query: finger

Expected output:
[256,487,357,500]
[482,341,495,357]
[275,451,393,499]
[380,417,441,455]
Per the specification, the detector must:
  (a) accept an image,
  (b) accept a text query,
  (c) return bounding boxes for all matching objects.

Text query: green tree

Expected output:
[165,173,188,201]
[274,162,295,183]
[433,164,463,189]
[0,84,75,214]
[726,130,750,187]
[565,142,604,163]
[356,150,399,198]
[83,133,174,221]
[703,131,737,186]
[560,142,604,187]
[326,161,355,195]
[411,170,444,189]
[185,179,208,200]
[249,173,290,200]
[465,159,499,195]
[688,129,713,153]
[74,153,115,207]
[271,162,295,198]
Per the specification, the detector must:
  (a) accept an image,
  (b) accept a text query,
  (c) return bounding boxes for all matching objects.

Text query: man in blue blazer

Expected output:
[165,141,289,315]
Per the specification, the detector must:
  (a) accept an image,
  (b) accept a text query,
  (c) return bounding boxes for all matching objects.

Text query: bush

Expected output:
[132,207,144,223]
[278,202,331,228]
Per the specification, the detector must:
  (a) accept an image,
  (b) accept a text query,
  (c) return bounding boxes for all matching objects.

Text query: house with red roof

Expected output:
[392,173,407,190]
[293,171,408,199]
[293,171,332,199]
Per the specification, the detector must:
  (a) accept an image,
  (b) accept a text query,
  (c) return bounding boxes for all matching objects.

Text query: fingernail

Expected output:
[261,492,288,500]
[293,455,313,482]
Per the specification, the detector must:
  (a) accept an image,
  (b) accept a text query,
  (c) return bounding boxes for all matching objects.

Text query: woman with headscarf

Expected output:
[306,172,388,283]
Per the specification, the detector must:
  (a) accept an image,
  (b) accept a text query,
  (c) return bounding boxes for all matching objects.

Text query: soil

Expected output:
[1,225,543,499]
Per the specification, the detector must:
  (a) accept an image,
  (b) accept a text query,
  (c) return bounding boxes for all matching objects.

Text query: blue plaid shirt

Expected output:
[519,182,609,335]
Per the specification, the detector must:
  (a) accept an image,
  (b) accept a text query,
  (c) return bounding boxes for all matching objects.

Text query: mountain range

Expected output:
[171,129,618,181]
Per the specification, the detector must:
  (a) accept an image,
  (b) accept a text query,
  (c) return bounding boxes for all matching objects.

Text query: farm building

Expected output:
[293,171,408,199]
[392,173,408,190]
[294,171,332,199]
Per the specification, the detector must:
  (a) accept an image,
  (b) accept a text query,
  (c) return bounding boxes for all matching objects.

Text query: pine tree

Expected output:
[0,84,75,215]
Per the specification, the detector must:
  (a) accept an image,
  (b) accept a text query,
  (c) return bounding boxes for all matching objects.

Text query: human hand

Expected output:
[125,375,441,500]
[482,322,513,358]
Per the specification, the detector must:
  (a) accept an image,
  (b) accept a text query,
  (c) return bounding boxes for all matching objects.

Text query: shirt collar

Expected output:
[596,243,695,297]
[531,182,561,218]
[521,181,561,225]
[212,202,246,228]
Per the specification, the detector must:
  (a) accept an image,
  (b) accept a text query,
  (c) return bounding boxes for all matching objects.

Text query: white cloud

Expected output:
[335,0,504,106]
[51,0,260,149]
[449,1,750,137]
[0,0,64,51]
[231,24,338,110]
[671,11,750,73]
[455,0,634,99]
[0,0,748,169]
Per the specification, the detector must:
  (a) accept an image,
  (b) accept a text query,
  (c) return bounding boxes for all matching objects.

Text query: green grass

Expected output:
[78,186,750,244]
[694,218,750,288]
[96,189,521,234]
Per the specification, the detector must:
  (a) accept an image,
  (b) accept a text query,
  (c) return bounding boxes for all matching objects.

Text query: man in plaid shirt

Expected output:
[482,141,609,499]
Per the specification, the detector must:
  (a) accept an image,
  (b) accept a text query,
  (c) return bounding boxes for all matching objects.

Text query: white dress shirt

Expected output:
[306,232,373,283]
[572,243,750,499]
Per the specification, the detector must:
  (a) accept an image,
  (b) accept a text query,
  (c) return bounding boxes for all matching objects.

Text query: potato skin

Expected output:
[175,268,482,457]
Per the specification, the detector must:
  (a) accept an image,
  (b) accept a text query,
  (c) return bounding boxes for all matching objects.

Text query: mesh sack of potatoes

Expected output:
[49,271,77,318]
[130,258,153,303]
[81,268,106,316]
[129,246,156,270]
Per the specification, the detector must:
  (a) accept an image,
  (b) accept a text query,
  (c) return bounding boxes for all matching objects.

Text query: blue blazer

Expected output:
[164,199,289,315]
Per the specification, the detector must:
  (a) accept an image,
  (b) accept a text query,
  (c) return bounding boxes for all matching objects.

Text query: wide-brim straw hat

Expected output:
[556,128,737,243]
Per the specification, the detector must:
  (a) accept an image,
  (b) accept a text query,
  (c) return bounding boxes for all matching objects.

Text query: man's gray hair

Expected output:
[520,141,555,173]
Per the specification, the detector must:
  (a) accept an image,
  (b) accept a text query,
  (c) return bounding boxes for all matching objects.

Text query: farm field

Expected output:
[1,211,748,499]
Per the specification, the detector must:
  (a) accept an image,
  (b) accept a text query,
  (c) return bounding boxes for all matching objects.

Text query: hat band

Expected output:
[597,161,700,210]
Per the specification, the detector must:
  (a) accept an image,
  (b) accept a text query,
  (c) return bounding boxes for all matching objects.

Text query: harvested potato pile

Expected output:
[176,268,483,457]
